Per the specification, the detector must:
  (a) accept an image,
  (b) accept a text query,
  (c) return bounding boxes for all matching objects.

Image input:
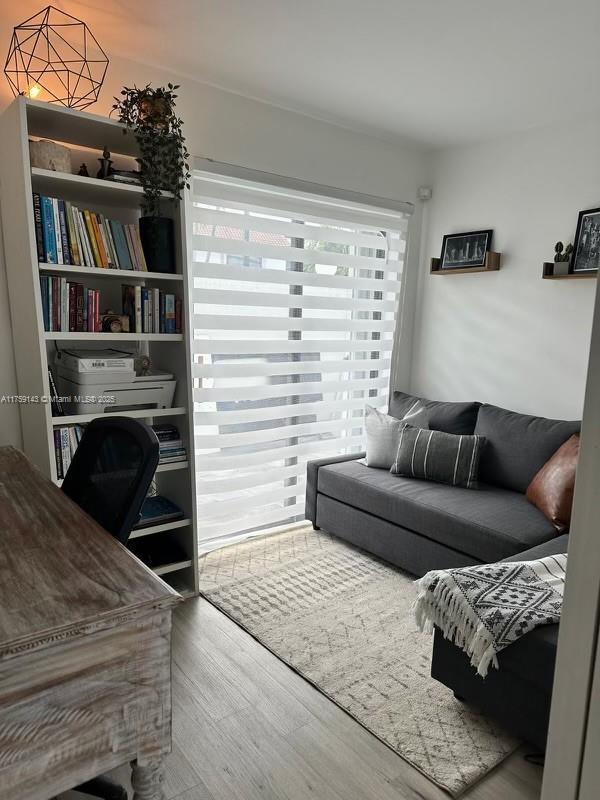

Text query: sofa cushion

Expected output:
[526,434,580,531]
[475,404,580,493]
[365,403,428,469]
[390,426,485,490]
[317,459,557,563]
[389,390,480,435]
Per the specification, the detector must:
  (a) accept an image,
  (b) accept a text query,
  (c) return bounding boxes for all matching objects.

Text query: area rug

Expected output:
[198,524,518,796]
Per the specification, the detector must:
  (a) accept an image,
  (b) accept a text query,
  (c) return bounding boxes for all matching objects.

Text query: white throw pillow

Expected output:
[365,403,429,469]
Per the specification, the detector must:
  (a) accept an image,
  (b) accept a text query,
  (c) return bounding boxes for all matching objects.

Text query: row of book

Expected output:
[53,425,85,479]
[122,285,182,334]
[152,424,187,464]
[33,192,149,271]
[40,276,101,332]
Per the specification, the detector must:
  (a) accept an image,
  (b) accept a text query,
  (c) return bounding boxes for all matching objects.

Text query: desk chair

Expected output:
[61,416,160,800]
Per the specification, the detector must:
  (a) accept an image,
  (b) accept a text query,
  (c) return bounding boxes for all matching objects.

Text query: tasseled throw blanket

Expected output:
[414,554,567,677]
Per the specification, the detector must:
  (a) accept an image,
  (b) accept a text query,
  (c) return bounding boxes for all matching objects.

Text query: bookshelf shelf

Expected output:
[156,460,189,472]
[129,518,192,540]
[0,97,198,597]
[44,332,183,341]
[31,167,173,207]
[39,263,184,281]
[52,407,187,426]
[153,559,193,576]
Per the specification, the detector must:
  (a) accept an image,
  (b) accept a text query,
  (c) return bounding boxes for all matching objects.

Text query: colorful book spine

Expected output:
[83,209,102,267]
[165,294,175,334]
[64,201,80,265]
[57,200,71,265]
[111,221,133,269]
[33,193,44,262]
[51,198,63,264]
[40,196,57,263]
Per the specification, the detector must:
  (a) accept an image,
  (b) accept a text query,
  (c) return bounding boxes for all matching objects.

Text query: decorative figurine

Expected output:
[96,145,114,179]
[77,163,90,177]
[554,241,573,263]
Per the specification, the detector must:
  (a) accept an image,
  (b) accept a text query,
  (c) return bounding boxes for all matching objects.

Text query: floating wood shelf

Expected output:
[542,262,597,280]
[431,251,501,275]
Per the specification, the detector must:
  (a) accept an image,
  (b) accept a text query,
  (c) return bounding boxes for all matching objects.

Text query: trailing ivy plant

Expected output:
[112,83,190,217]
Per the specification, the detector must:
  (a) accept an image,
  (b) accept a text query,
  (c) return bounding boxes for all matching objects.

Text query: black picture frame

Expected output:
[570,207,600,274]
[440,229,493,270]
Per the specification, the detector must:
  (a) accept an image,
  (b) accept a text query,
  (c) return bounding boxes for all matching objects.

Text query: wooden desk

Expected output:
[0,447,182,800]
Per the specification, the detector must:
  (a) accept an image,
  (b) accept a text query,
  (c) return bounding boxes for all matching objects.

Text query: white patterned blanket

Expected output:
[414,554,567,677]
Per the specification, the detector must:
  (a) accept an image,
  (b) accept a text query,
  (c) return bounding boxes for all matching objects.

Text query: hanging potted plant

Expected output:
[112,84,190,272]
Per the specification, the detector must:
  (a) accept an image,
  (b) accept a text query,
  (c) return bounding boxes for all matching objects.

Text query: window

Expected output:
[191,169,411,544]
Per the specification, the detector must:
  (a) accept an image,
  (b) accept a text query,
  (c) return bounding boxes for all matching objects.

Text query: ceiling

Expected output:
[2,1,600,148]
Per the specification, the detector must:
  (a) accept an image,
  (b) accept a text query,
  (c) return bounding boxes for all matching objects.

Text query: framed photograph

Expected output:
[570,207,600,274]
[440,229,493,270]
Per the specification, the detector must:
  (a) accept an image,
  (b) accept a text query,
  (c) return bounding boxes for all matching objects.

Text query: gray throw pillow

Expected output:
[390,425,486,489]
[365,403,429,469]
[389,390,481,435]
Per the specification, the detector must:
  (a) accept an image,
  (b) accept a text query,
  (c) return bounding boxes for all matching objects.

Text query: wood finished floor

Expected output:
[64,597,543,800]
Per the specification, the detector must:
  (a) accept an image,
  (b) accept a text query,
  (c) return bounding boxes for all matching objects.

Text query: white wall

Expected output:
[0,53,428,447]
[410,115,600,419]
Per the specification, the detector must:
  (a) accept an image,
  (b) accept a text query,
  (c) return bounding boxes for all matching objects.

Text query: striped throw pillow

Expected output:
[390,425,486,489]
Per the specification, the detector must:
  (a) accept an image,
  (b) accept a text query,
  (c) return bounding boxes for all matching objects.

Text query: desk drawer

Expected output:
[0,609,172,800]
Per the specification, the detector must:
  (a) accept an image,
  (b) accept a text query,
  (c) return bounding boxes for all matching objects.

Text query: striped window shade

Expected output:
[191,166,411,544]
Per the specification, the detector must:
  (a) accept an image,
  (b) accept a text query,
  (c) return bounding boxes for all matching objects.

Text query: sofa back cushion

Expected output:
[475,404,580,493]
[389,391,481,435]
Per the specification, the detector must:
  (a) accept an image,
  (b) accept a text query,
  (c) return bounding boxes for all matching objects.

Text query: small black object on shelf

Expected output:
[139,216,176,273]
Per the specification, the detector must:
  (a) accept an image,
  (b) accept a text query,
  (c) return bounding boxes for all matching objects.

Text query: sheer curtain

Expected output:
[190,168,411,544]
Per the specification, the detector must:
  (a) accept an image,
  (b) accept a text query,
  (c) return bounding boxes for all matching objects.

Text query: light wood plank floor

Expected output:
[64,597,543,800]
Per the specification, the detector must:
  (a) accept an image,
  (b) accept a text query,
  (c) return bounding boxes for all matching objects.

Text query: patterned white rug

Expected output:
[198,524,518,796]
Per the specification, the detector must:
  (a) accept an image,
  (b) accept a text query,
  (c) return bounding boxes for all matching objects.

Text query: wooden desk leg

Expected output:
[131,759,165,800]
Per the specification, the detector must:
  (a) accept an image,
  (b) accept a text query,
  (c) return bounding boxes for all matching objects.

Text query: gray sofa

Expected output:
[306,391,579,577]
[305,390,579,750]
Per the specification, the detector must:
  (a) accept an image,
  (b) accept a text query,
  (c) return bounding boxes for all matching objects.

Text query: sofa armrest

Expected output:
[305,451,366,523]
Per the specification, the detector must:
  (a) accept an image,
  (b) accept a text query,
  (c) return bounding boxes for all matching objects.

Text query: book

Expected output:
[134,285,142,332]
[83,209,102,267]
[68,282,77,331]
[40,276,50,331]
[124,224,139,270]
[48,368,64,415]
[165,294,175,334]
[103,217,120,268]
[54,429,63,479]
[90,213,108,267]
[52,198,63,264]
[57,200,71,265]
[40,195,57,263]
[110,221,133,270]
[60,426,71,475]
[135,226,148,271]
[64,201,81,265]
[33,193,44,262]
[133,495,184,529]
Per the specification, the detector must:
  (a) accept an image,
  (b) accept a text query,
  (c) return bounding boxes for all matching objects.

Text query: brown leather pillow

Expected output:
[526,434,580,531]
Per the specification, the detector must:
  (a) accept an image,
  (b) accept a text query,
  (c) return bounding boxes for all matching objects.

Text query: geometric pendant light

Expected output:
[4,5,109,110]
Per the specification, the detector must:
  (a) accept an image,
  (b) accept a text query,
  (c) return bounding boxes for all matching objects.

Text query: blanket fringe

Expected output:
[413,574,498,678]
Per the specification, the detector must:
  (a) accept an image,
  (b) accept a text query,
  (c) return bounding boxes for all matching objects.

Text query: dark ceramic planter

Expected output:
[139,216,175,273]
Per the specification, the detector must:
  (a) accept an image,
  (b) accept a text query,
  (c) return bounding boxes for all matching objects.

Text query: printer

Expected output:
[55,349,177,414]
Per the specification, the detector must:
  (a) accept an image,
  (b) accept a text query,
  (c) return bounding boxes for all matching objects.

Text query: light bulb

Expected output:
[28,84,41,99]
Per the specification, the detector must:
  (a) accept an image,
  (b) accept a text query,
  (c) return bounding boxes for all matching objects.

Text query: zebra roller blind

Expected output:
[191,169,411,543]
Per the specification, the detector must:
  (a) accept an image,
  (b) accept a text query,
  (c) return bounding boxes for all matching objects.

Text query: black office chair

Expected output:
[61,416,159,800]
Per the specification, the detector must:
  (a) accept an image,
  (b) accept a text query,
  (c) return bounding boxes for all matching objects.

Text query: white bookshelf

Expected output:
[0,97,199,596]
